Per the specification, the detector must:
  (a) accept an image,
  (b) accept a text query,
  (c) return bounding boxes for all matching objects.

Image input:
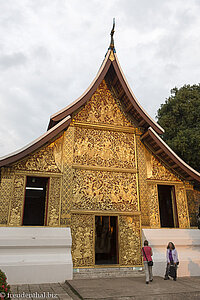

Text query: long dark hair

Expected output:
[167,242,175,250]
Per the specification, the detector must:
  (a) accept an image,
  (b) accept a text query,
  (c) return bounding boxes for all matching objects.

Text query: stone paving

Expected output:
[10,283,74,300]
[11,276,200,300]
[67,276,200,299]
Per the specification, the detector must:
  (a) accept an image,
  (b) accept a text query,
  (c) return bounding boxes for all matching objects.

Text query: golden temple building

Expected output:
[0,28,200,271]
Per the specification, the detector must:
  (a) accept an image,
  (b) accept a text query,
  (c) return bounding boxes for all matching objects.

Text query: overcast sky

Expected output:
[0,0,200,156]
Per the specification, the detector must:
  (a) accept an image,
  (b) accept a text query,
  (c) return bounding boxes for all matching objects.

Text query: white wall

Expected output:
[142,229,200,277]
[0,227,73,284]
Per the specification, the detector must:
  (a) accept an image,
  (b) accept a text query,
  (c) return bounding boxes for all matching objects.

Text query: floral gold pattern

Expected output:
[147,183,160,228]
[74,80,132,127]
[74,127,135,169]
[119,215,142,265]
[0,169,13,224]
[8,175,25,226]
[72,169,138,212]
[176,185,190,228]
[71,214,94,267]
[150,156,181,182]
[48,177,61,226]
[12,136,63,173]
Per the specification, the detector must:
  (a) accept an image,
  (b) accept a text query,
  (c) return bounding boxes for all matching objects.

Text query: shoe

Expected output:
[146,281,149,284]
[164,277,169,280]
[150,279,153,282]
[173,278,177,281]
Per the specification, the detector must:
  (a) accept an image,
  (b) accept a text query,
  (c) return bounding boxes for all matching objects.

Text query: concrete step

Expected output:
[73,267,145,279]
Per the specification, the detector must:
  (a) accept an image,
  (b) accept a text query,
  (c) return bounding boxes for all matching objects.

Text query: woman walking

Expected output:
[142,240,153,284]
[164,242,179,281]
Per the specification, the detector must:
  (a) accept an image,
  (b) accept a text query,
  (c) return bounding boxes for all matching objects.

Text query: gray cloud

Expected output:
[0,52,27,70]
[0,0,200,156]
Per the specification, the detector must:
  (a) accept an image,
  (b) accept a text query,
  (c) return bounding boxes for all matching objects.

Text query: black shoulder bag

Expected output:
[142,247,153,266]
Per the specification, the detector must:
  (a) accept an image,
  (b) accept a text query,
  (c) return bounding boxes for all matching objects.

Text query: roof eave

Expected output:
[112,53,164,135]
[0,115,71,167]
[141,127,200,183]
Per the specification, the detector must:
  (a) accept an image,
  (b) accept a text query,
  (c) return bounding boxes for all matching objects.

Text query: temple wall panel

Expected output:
[47,176,62,226]
[147,183,161,228]
[119,215,142,266]
[72,169,138,212]
[0,168,14,225]
[71,213,94,267]
[175,185,190,228]
[186,188,200,227]
[74,126,136,169]
[8,174,26,226]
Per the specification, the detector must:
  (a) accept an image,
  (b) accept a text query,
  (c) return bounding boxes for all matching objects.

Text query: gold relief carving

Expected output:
[74,80,132,127]
[186,190,197,227]
[0,174,13,225]
[136,138,150,226]
[8,175,25,226]
[74,127,135,169]
[12,136,63,173]
[47,177,61,226]
[150,156,180,182]
[148,183,160,228]
[71,214,94,267]
[72,169,138,212]
[176,186,190,228]
[119,215,142,266]
[60,126,74,226]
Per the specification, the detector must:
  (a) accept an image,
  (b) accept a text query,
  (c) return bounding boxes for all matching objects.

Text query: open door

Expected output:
[158,185,178,228]
[23,176,49,226]
[95,216,118,265]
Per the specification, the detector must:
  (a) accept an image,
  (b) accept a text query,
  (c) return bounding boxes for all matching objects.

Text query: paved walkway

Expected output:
[67,276,200,299]
[10,283,74,300]
[11,276,200,300]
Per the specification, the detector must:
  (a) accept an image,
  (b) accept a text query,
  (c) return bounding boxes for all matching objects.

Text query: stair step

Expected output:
[73,267,145,279]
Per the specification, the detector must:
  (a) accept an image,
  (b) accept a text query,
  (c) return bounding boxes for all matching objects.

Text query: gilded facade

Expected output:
[0,61,199,269]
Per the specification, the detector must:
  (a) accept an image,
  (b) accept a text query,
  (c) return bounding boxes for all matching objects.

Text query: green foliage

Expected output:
[0,270,11,299]
[157,84,200,172]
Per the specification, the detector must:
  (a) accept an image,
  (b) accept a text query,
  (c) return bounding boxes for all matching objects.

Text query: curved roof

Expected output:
[48,49,164,134]
[0,46,199,185]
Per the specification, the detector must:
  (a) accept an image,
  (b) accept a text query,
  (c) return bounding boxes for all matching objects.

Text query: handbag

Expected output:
[142,247,153,266]
[169,264,176,278]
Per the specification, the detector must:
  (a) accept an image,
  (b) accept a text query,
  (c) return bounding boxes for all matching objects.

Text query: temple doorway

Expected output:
[23,176,49,226]
[158,185,178,228]
[95,216,118,265]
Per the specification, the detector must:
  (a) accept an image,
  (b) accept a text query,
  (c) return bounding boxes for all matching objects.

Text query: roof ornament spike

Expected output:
[109,18,115,52]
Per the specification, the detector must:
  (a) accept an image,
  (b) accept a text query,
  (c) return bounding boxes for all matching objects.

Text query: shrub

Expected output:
[0,270,11,299]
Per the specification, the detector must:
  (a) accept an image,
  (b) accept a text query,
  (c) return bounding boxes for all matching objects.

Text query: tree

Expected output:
[157,84,200,172]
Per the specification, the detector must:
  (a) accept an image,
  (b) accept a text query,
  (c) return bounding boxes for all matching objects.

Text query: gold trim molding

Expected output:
[146,179,183,185]
[72,164,137,174]
[14,171,63,177]
[72,121,141,134]
[70,210,141,216]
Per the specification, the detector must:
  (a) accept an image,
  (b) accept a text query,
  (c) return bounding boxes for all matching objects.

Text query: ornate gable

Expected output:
[73,80,134,128]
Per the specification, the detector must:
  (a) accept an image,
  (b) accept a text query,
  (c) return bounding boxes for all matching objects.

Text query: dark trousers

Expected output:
[165,263,177,279]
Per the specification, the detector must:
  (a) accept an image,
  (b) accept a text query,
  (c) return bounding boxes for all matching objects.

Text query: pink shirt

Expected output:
[142,246,152,261]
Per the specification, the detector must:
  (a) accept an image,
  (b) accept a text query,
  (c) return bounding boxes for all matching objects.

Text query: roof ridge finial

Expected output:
[109,18,115,51]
